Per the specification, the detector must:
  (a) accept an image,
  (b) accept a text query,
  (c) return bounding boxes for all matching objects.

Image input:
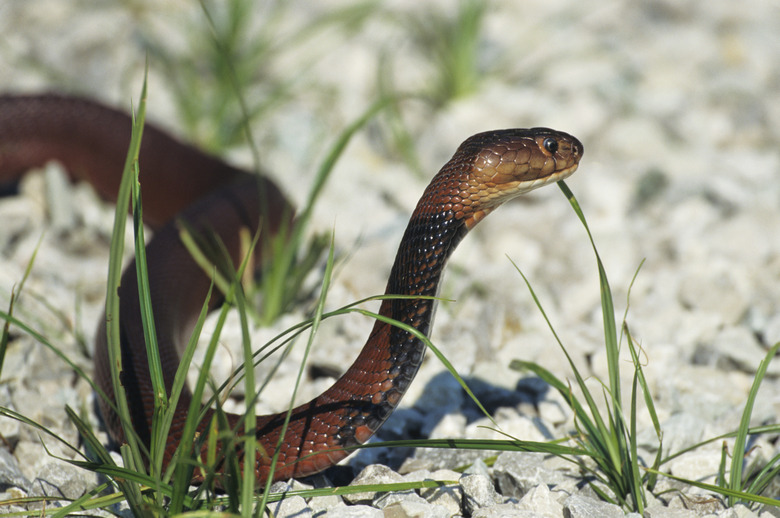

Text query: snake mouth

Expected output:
[492,160,582,205]
[463,162,580,230]
[518,161,579,192]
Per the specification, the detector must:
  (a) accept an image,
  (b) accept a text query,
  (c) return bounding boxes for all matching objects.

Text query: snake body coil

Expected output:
[0,94,583,484]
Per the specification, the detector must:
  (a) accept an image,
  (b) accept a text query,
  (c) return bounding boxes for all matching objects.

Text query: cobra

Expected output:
[0,94,583,484]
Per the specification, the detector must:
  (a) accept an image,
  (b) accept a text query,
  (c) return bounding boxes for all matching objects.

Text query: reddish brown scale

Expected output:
[0,94,286,229]
[0,95,583,486]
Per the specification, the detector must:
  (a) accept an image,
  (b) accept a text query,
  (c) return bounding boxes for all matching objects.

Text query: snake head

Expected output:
[445,128,583,229]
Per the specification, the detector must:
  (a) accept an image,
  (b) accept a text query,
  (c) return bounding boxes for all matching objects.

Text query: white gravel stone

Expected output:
[658,412,711,455]
[732,504,761,518]
[343,464,406,505]
[381,499,451,518]
[309,494,346,516]
[704,326,779,375]
[472,503,548,518]
[268,495,312,518]
[321,505,382,518]
[493,452,568,499]
[517,484,564,517]
[460,473,502,514]
[563,494,625,518]
[427,412,467,440]
[0,448,30,492]
[29,461,95,502]
[373,490,428,510]
[402,469,462,515]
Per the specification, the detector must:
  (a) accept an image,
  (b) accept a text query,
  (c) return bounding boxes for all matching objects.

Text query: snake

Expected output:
[0,93,583,485]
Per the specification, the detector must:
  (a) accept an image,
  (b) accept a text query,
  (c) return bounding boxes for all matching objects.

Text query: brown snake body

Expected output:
[0,94,583,484]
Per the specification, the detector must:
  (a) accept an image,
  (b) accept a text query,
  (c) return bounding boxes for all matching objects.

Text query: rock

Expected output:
[374,490,428,510]
[482,408,552,442]
[270,480,295,493]
[320,505,383,518]
[309,494,346,516]
[666,447,722,483]
[657,412,709,455]
[493,452,567,498]
[517,484,563,517]
[382,499,451,518]
[720,505,760,518]
[405,439,490,474]
[0,489,27,515]
[343,464,406,505]
[29,461,95,506]
[677,263,749,326]
[666,492,725,514]
[267,494,311,518]
[471,502,546,517]
[413,371,466,417]
[44,162,77,234]
[460,473,502,514]
[402,469,461,515]
[426,412,467,441]
[463,458,491,477]
[644,506,699,518]
[0,448,31,492]
[699,326,780,376]
[563,494,625,518]
[397,457,437,475]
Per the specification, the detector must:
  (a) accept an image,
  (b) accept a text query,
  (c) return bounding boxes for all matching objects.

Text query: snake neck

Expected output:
[381,206,468,332]
[310,194,470,449]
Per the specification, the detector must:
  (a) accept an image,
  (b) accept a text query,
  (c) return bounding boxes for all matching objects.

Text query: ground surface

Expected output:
[1,1,780,516]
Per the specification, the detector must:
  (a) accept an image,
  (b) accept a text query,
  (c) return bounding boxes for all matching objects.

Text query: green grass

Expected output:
[139,0,382,327]
[67,75,392,515]
[374,0,492,178]
[507,181,661,512]
[500,182,780,512]
[0,235,42,377]
[404,0,488,106]
[142,0,378,153]
[723,340,780,507]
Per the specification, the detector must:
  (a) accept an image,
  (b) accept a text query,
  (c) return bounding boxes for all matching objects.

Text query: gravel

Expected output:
[2,0,780,516]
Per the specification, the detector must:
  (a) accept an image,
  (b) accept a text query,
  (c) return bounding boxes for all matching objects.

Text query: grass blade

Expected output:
[0,234,44,378]
[129,145,171,487]
[259,235,337,511]
[728,339,780,505]
[166,282,215,512]
[102,72,149,476]
[259,96,391,323]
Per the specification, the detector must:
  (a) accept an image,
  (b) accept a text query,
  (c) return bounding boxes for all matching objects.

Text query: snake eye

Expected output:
[543,137,558,154]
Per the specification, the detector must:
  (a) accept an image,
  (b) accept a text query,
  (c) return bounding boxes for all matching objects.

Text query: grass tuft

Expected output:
[722,338,780,507]
[407,0,488,106]
[505,181,662,512]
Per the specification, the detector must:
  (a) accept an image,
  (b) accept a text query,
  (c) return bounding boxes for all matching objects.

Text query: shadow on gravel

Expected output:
[320,371,555,483]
